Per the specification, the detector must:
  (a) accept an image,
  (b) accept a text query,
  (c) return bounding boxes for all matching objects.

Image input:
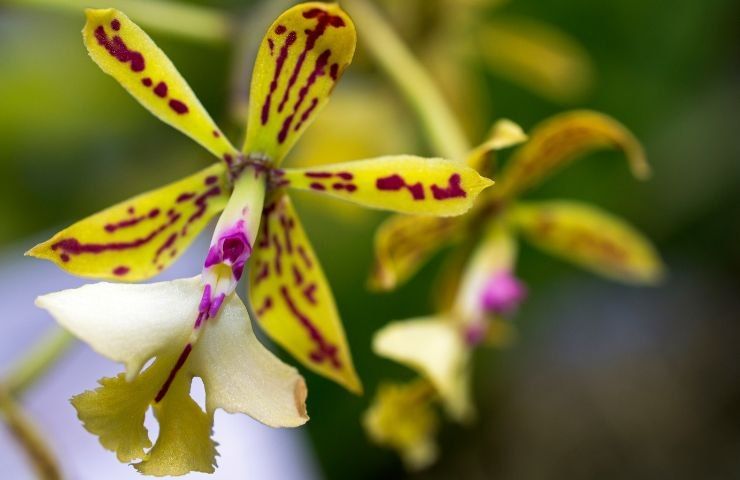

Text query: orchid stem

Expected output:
[2,0,233,44]
[5,327,75,397]
[0,386,62,479]
[343,0,471,160]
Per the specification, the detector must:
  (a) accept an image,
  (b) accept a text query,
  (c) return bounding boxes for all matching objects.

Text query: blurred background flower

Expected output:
[1,0,738,479]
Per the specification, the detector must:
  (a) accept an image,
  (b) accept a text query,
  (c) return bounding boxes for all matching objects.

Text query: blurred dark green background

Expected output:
[1,0,738,478]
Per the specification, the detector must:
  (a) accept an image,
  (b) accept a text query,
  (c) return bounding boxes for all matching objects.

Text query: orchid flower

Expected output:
[27,3,493,475]
[365,111,665,468]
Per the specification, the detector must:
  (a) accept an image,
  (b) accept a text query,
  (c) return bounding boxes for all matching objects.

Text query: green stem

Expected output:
[3,0,233,44]
[5,327,75,397]
[343,0,471,160]
[0,386,62,479]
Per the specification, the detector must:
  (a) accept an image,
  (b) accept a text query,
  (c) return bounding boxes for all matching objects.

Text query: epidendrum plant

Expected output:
[26,3,494,475]
[348,1,664,468]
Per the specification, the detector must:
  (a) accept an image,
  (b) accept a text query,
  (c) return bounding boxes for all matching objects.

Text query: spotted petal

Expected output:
[244,2,356,165]
[510,200,664,284]
[27,164,229,281]
[249,193,362,393]
[83,9,238,163]
[369,214,465,291]
[494,110,650,200]
[373,317,472,421]
[279,156,493,216]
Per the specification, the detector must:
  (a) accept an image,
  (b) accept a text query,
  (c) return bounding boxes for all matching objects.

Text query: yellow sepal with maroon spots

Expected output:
[248,192,362,393]
[369,214,465,291]
[510,200,665,284]
[27,164,229,281]
[243,2,356,165]
[279,156,493,216]
[83,9,239,163]
[494,110,650,200]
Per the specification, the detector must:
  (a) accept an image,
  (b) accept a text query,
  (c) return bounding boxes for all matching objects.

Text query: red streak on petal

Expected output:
[112,265,129,276]
[376,174,425,200]
[153,81,168,98]
[94,25,145,72]
[168,99,188,114]
[430,174,466,200]
[154,343,192,403]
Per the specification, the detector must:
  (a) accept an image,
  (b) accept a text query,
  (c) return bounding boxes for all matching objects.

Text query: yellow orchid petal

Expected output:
[83,9,238,162]
[244,2,356,165]
[477,17,594,103]
[466,119,528,173]
[27,164,229,281]
[495,110,650,200]
[136,372,217,476]
[279,155,493,216]
[510,200,665,284]
[363,380,439,471]
[369,214,464,291]
[453,222,517,321]
[373,318,472,421]
[249,193,362,393]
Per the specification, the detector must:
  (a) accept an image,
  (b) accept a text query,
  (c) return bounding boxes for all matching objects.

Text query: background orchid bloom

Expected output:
[24,3,493,474]
[365,111,664,468]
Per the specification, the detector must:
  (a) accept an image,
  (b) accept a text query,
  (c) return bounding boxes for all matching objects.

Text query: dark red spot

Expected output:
[305,171,333,178]
[280,214,294,253]
[127,207,135,214]
[332,183,357,192]
[431,174,466,200]
[205,175,218,185]
[180,185,222,235]
[155,343,192,403]
[273,233,283,275]
[60,253,70,263]
[176,192,196,203]
[330,63,339,81]
[223,153,233,165]
[94,25,145,72]
[256,296,273,316]
[141,77,152,87]
[154,81,168,98]
[336,171,353,180]
[148,208,160,218]
[268,38,275,55]
[293,97,319,132]
[280,285,341,368]
[309,182,326,191]
[297,245,313,269]
[212,130,220,138]
[153,233,177,263]
[254,261,270,285]
[110,19,120,31]
[261,30,297,125]
[302,283,317,304]
[112,265,129,276]
[104,208,159,233]
[292,264,304,286]
[376,174,425,200]
[168,99,188,114]
[275,25,287,35]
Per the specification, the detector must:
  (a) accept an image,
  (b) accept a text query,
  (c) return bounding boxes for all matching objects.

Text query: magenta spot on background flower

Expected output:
[112,265,130,276]
[110,19,120,31]
[464,322,488,346]
[480,270,527,315]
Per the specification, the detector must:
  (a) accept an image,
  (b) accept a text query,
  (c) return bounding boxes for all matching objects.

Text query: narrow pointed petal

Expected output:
[27,165,229,281]
[192,291,309,428]
[244,3,356,165]
[363,380,439,471]
[373,318,472,421]
[279,156,493,216]
[494,110,649,200]
[249,193,362,393]
[466,119,527,173]
[477,17,594,103]
[369,214,464,291]
[83,9,238,162]
[453,222,518,321]
[510,200,665,284]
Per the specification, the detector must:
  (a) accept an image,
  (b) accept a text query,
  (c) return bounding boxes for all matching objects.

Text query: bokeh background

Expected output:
[1,0,738,478]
